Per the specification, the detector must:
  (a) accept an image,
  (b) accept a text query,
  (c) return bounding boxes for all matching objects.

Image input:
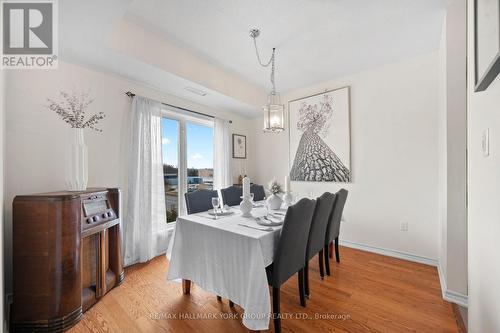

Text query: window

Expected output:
[161,110,214,223]
[187,122,214,192]
[162,118,179,223]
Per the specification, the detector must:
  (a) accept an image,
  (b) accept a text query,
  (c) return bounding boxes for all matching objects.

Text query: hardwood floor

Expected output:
[69,246,460,332]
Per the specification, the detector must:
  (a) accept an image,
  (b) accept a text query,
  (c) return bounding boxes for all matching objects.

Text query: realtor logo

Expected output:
[1,0,58,69]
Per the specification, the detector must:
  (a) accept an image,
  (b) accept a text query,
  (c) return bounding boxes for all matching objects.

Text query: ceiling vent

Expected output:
[184,86,207,96]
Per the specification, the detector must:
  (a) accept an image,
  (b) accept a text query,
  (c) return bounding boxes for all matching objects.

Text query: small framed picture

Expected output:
[232,134,246,159]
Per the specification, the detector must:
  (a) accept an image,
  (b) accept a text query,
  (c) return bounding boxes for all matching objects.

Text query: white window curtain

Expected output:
[124,96,170,266]
[213,118,232,189]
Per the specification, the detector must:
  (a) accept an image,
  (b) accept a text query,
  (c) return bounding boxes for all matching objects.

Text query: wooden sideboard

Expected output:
[11,188,124,332]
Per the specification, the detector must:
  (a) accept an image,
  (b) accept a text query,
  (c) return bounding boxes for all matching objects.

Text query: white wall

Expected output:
[253,52,440,260]
[438,10,448,289]
[437,0,468,306]
[444,0,468,296]
[466,0,500,330]
[4,60,254,293]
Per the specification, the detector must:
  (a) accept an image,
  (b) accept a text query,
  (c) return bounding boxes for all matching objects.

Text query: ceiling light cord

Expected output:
[251,35,277,94]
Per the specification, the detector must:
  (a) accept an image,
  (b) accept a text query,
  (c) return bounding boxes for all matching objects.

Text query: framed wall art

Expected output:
[232,134,247,159]
[289,86,351,182]
[474,0,500,91]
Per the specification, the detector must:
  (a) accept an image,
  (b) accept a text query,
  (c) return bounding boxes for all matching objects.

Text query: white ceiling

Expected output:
[59,0,445,117]
[124,0,446,92]
[59,0,263,117]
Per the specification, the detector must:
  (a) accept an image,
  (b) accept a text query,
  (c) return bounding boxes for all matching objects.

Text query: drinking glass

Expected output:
[212,197,220,220]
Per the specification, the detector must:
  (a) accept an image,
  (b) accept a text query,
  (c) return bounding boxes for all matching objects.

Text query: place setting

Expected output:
[207,197,235,219]
[236,207,285,232]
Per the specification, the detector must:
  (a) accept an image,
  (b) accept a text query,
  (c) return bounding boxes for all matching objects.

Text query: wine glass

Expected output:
[212,197,220,220]
[264,200,270,217]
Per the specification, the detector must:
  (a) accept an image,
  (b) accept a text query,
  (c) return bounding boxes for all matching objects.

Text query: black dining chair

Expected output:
[324,189,348,276]
[250,184,266,201]
[304,192,336,298]
[184,189,219,214]
[266,198,316,332]
[220,186,243,206]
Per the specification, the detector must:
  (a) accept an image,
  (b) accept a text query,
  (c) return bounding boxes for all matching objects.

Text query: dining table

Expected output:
[167,202,286,331]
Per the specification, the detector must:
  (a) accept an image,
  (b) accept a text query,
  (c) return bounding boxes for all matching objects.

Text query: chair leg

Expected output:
[272,287,281,333]
[305,261,310,298]
[319,250,325,280]
[335,237,340,263]
[298,268,306,307]
[324,245,331,276]
[229,300,234,308]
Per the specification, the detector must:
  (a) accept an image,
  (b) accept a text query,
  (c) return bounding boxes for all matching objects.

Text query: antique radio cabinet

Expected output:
[11,188,124,332]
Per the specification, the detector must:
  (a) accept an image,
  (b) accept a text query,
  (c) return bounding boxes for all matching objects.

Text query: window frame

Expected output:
[161,106,214,228]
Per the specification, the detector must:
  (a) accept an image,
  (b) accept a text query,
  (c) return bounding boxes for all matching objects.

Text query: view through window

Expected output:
[187,122,214,192]
[162,118,214,223]
[162,118,179,223]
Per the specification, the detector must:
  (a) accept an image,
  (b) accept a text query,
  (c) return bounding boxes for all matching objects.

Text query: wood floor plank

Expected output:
[69,246,459,332]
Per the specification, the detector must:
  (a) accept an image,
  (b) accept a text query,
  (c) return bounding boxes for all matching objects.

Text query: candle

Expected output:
[243,176,250,199]
[285,175,290,193]
[271,116,280,126]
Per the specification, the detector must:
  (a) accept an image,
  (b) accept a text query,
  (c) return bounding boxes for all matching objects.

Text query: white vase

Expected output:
[266,194,283,210]
[65,128,88,191]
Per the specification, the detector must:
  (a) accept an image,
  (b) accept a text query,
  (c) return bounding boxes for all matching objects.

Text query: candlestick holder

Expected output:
[283,191,293,207]
[240,196,253,217]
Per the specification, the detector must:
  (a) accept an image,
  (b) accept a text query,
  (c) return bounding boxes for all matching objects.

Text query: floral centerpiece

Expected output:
[268,179,284,195]
[46,90,105,191]
[267,179,284,210]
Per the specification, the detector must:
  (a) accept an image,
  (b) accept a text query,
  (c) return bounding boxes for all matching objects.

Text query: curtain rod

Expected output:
[125,91,232,124]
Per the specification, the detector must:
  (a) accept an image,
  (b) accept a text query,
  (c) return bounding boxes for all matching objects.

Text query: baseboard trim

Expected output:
[437,264,468,308]
[339,239,438,266]
[339,239,468,308]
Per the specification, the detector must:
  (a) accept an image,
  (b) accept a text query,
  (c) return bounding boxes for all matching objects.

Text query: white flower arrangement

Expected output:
[268,179,284,195]
[46,90,105,132]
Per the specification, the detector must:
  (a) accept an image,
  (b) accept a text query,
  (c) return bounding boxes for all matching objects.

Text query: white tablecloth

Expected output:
[167,204,284,330]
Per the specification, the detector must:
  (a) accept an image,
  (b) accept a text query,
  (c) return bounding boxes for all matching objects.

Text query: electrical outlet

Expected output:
[482,129,490,157]
[400,222,408,232]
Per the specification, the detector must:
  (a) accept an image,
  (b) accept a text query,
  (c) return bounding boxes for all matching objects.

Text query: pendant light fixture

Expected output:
[250,29,285,133]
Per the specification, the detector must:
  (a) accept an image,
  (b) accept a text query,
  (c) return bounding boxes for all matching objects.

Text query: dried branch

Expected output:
[45,90,103,132]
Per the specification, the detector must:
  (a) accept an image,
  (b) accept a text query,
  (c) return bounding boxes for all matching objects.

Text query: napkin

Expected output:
[266,215,283,223]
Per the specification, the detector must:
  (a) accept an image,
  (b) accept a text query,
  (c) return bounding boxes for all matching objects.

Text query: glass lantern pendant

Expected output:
[263,91,285,133]
[250,29,285,133]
